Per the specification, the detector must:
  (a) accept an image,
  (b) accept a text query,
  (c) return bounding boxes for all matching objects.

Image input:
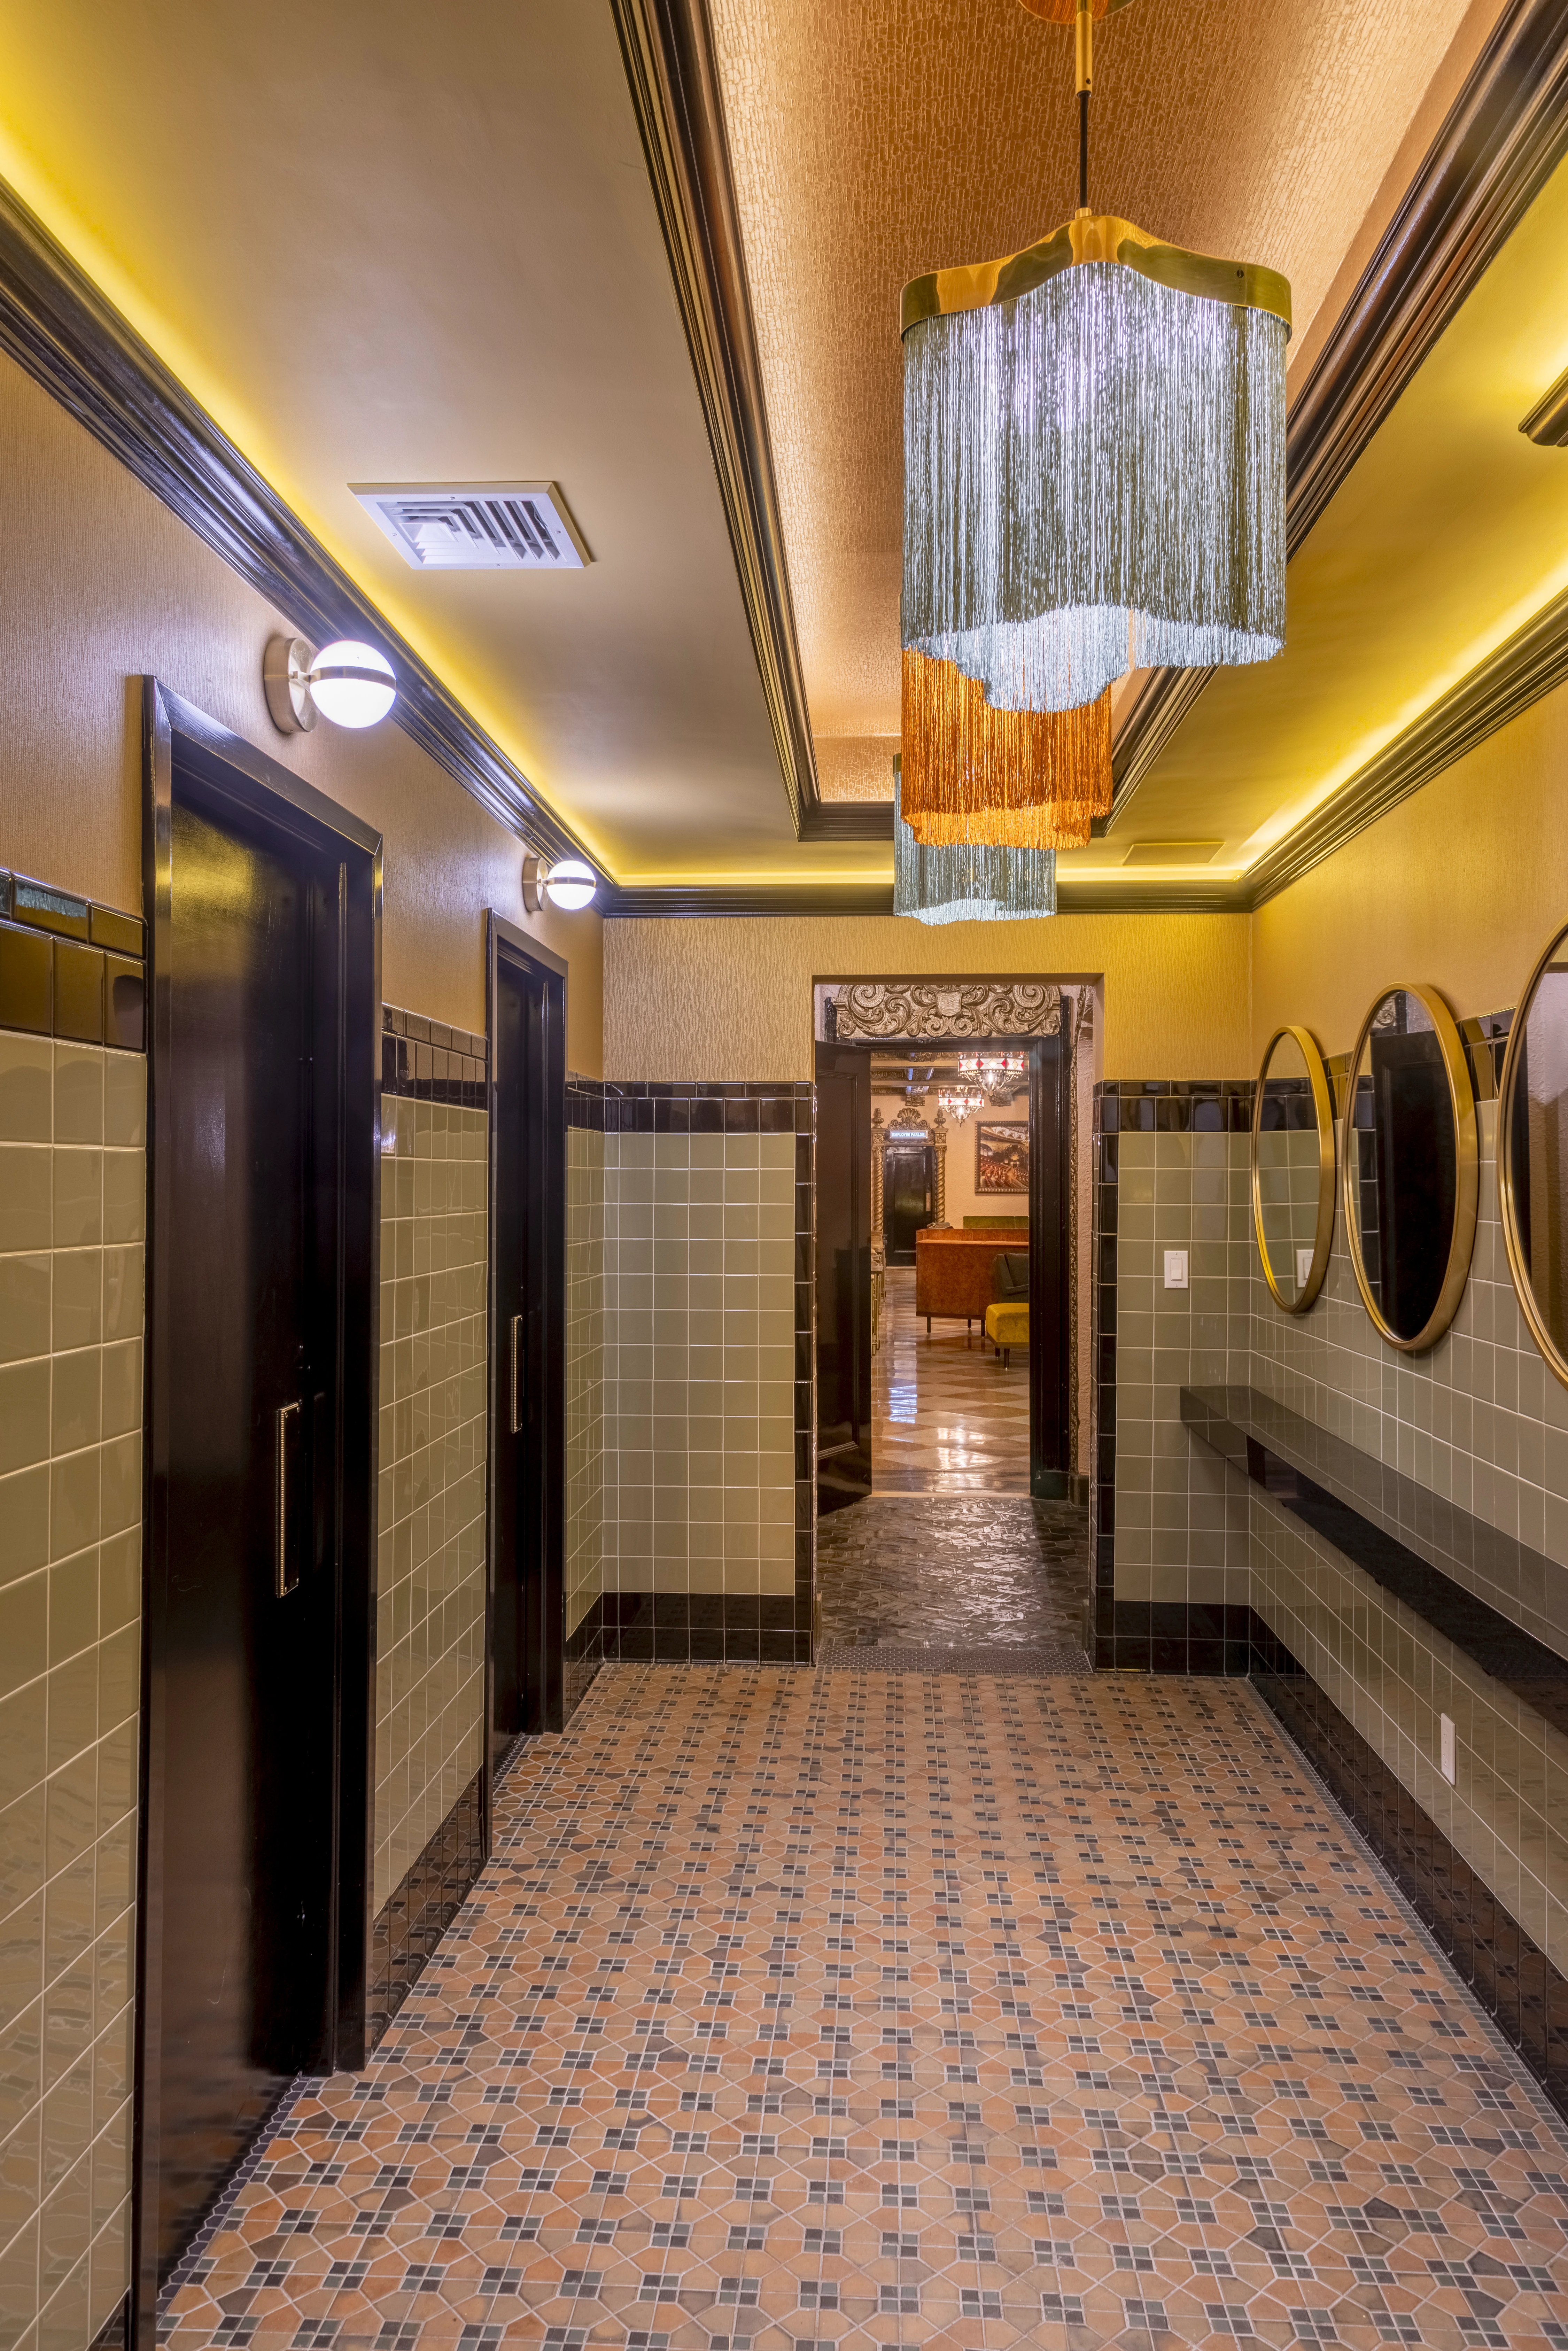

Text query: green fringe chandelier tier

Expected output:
[900,3,1291,717]
[893,773,1057,925]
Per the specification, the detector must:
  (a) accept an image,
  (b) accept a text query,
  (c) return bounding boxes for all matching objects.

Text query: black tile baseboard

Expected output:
[367,1768,485,2049]
[1253,1616,1568,2126]
[569,1588,810,1665]
[1096,1599,1254,1676]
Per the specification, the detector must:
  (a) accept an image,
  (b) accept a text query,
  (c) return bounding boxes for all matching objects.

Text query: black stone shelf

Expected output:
[1181,1383,1568,1737]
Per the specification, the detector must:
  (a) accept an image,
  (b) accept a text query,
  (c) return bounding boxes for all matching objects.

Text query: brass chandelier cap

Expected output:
[1017,0,1135,19]
[901,209,1292,338]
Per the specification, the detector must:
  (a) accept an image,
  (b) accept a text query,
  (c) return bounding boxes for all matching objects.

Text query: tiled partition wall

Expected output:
[566,1082,813,1666]
[0,874,147,2351]
[1089,1081,1255,1671]
[368,1009,489,2040]
[564,1117,606,1705]
[1242,1041,1568,2095]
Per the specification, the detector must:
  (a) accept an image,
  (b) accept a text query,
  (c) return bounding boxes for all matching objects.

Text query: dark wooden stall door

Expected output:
[487,917,566,1760]
[138,687,379,2335]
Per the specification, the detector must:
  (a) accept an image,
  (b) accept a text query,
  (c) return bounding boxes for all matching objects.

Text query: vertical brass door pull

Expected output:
[510,1313,524,1434]
[275,1399,301,1596]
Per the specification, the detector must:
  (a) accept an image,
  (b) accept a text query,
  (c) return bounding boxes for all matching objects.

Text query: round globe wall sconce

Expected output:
[264,635,398,733]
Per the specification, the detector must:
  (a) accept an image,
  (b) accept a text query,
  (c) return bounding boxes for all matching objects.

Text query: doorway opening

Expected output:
[136,684,380,2332]
[869,1049,1033,1495]
[486,916,567,1764]
[812,984,1092,1660]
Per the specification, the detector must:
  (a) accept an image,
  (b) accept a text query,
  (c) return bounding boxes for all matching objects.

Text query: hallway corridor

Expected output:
[162,1670,1568,2351]
[872,1272,1030,1497]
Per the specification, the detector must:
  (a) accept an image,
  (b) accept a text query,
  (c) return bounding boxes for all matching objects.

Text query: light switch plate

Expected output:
[1439,1713,1456,1785]
[1296,1247,1315,1288]
[1163,1250,1189,1290]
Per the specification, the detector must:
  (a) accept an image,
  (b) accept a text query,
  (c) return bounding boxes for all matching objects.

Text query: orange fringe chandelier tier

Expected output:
[899,647,1111,851]
[900,0,1291,717]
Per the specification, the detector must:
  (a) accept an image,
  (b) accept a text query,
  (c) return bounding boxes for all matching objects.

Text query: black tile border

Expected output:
[565,1076,816,1661]
[367,1767,485,2048]
[1183,1383,1568,1733]
[565,1074,815,1135]
[1088,1080,1255,1669]
[1104,1599,1255,1679]
[382,1001,488,1107]
[566,1588,810,1667]
[0,867,145,1049]
[1253,1615,1568,2127]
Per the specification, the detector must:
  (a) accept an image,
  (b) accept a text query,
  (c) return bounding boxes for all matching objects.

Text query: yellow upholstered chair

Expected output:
[983,1300,1029,1368]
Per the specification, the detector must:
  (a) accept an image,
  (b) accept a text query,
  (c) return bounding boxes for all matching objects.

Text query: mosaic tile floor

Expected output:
[162,1669,1568,2351]
[815,1499,1089,1655]
[874,1273,1029,1496]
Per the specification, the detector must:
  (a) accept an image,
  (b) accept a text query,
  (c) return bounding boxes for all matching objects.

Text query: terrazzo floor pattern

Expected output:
[874,1272,1029,1496]
[162,1669,1568,2351]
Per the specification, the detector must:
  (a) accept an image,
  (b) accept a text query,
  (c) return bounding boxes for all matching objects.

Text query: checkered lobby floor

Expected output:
[160,1668,1568,2351]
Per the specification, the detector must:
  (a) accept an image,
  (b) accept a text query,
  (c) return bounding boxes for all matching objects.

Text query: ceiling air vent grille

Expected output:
[351,481,591,571]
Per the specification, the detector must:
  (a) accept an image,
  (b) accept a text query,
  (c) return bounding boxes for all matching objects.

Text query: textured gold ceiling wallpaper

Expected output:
[706,0,1477,790]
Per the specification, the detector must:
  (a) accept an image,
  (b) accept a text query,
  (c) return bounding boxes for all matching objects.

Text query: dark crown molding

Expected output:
[1110,0,1568,828]
[610,0,890,847]
[0,180,597,877]
[1243,581,1568,908]
[604,882,897,918]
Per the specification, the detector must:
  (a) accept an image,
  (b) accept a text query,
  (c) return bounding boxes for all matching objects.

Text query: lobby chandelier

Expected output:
[900,0,1290,717]
[893,771,1056,924]
[938,1083,986,1125]
[960,1051,1028,1100]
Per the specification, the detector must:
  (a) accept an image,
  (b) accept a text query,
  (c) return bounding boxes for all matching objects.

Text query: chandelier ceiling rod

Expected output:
[1077,0,1090,212]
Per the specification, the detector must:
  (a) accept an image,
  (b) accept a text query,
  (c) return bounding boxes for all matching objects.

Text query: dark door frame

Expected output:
[1028,1026,1073,1499]
[814,1041,874,1515]
[815,1012,1077,1507]
[135,681,382,2348]
[484,914,567,1782]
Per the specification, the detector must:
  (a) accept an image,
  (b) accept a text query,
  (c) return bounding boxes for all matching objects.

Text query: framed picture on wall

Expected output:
[976,1122,1029,1193]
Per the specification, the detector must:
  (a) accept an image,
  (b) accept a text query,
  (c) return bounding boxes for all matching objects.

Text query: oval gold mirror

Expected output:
[1251,1025,1335,1312]
[1498,921,1568,1388]
[1343,983,1478,1352]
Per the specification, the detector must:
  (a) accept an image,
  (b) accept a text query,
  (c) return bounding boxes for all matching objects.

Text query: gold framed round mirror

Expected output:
[1251,1025,1334,1312]
[1498,920,1568,1389]
[1343,983,1478,1353]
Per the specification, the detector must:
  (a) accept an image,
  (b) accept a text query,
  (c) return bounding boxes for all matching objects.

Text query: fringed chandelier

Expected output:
[900,646,1110,849]
[900,0,1290,717]
[893,771,1056,925]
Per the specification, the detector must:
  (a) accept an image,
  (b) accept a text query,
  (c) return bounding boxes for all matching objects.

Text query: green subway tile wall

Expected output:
[373,1095,488,1918]
[603,1130,798,1604]
[0,1030,143,2351]
[1252,1090,1568,1645]
[565,1124,606,1643]
[1108,1123,1253,1611]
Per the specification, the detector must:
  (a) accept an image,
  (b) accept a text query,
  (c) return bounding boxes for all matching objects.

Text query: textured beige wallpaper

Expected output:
[0,351,604,1072]
[1252,670,1568,1065]
[604,912,1250,1082]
